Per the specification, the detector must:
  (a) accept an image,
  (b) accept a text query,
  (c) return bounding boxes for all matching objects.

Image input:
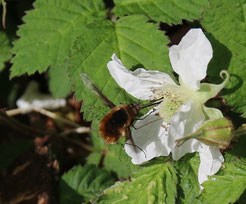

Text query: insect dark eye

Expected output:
[111,109,128,126]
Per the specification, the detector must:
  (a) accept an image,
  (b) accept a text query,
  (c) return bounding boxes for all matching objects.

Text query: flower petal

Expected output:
[107,54,176,100]
[168,102,205,160]
[169,28,213,90]
[16,81,66,113]
[124,109,170,164]
[198,144,224,185]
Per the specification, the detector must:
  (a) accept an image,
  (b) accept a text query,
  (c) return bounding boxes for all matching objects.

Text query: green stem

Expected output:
[1,0,6,28]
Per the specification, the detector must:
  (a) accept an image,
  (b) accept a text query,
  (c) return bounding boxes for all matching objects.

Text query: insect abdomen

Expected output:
[99,106,129,143]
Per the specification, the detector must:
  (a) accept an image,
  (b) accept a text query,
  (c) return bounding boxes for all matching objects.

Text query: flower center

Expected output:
[152,83,198,122]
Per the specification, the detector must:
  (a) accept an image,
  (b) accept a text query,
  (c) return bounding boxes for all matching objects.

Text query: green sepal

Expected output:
[197,70,230,103]
[176,117,233,150]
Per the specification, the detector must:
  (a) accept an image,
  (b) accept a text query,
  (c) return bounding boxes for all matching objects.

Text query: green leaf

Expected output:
[87,150,133,179]
[201,161,246,204]
[10,0,106,96]
[86,119,136,179]
[59,164,116,203]
[68,15,171,120]
[68,15,171,179]
[201,0,246,117]
[103,150,133,178]
[174,153,201,204]
[98,162,177,203]
[114,0,209,23]
[87,152,102,165]
[48,63,72,98]
[106,138,140,177]
[87,124,138,179]
[0,31,12,71]
[90,120,106,150]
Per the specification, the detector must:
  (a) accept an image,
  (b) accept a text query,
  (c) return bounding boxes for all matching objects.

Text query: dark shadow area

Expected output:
[129,63,145,72]
[227,134,246,159]
[0,64,52,109]
[161,19,201,46]
[225,107,246,128]
[221,74,244,96]
[103,0,114,9]
[1,0,34,33]
[0,150,57,203]
[206,33,232,81]
[237,189,246,204]
[0,139,33,170]
[0,67,17,108]
[206,98,246,129]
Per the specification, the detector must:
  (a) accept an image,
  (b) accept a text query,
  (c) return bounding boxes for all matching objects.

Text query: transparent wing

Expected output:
[80,73,116,109]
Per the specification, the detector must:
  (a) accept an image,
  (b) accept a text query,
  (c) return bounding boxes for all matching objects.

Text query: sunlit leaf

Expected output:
[98,162,177,203]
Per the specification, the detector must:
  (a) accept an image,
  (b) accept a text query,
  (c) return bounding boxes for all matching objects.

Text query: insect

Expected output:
[80,73,162,148]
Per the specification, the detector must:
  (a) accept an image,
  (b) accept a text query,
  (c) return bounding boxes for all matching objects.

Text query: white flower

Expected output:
[107,28,229,186]
[17,81,66,113]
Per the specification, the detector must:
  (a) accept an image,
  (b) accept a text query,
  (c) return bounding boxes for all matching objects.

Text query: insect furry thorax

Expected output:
[80,73,163,146]
[99,103,140,144]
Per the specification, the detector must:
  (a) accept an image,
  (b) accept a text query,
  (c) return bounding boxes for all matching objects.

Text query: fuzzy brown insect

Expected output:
[80,73,162,147]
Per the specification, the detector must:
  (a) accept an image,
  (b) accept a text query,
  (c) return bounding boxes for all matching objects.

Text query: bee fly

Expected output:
[80,73,162,149]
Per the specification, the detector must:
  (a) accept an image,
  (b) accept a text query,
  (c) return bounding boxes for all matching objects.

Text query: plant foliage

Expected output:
[1,0,246,203]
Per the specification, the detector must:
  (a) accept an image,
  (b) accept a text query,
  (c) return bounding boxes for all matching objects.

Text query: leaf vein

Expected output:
[117,32,154,55]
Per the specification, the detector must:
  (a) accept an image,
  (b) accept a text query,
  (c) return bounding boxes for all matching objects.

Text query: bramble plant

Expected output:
[1,0,246,203]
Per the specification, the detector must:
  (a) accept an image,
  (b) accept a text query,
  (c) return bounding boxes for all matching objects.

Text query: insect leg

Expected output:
[133,118,163,130]
[134,107,157,122]
[125,127,146,158]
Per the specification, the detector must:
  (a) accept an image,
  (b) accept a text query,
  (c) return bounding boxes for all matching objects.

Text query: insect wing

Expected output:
[80,73,116,109]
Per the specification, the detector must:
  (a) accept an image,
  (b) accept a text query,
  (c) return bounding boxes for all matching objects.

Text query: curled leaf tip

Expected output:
[220,70,230,82]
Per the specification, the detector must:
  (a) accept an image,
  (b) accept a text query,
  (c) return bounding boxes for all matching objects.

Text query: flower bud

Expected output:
[176,118,233,150]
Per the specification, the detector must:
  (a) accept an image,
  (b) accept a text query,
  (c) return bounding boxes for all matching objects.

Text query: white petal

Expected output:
[169,28,213,90]
[198,144,224,185]
[107,54,176,100]
[124,109,170,164]
[16,81,66,113]
[168,102,205,160]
